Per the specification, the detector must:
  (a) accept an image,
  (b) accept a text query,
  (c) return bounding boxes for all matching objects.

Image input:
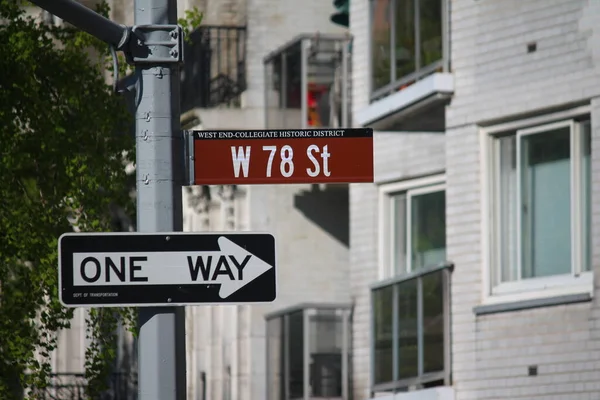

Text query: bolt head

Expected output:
[170,49,178,57]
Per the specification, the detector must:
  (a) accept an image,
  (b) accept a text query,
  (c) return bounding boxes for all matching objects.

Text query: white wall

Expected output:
[349,0,600,400]
[348,131,446,400]
[447,1,600,398]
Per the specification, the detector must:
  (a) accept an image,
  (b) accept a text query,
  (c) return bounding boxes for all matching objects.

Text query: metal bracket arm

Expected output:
[127,24,184,64]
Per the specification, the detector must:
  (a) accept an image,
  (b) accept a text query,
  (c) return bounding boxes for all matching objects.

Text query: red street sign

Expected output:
[187,129,374,185]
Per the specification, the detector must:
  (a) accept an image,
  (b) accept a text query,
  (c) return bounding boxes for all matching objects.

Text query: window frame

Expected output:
[481,105,594,305]
[370,263,453,393]
[368,0,450,100]
[379,174,446,280]
[265,304,352,400]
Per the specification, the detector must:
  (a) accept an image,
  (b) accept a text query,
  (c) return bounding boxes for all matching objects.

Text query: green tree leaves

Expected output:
[0,1,135,398]
[178,7,204,43]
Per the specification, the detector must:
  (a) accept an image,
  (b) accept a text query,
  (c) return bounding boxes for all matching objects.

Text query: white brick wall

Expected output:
[447,0,600,129]
[447,1,600,399]
[349,181,378,400]
[351,0,600,399]
[444,105,600,400]
[349,0,448,397]
[350,0,370,120]
[350,131,446,400]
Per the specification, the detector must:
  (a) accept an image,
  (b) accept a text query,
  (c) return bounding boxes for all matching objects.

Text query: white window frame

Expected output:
[480,105,593,305]
[378,174,446,280]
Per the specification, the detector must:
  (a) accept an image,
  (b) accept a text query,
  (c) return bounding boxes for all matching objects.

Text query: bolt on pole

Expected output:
[134,0,187,399]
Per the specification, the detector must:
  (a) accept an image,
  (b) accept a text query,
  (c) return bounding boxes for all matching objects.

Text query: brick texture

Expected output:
[349,129,446,400]
[447,1,600,399]
[447,0,600,129]
[350,0,600,399]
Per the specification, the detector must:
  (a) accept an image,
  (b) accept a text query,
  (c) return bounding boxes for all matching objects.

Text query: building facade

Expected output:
[349,0,600,399]
[178,1,352,400]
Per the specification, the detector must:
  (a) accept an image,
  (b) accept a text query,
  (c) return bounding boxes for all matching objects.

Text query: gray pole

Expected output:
[134,0,187,399]
[28,0,129,49]
[27,0,187,398]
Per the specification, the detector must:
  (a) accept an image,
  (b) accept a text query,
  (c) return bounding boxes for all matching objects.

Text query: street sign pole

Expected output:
[134,0,186,399]
[29,0,189,397]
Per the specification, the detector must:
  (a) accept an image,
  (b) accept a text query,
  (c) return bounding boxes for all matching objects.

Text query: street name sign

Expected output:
[58,232,276,307]
[185,128,374,185]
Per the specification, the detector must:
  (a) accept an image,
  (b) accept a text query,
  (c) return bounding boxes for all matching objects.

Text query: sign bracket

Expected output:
[183,130,195,186]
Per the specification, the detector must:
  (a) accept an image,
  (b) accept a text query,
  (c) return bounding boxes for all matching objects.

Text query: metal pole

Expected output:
[134,0,186,399]
[28,0,129,49]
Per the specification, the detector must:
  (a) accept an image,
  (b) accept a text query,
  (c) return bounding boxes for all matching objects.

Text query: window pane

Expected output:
[371,0,392,92]
[422,271,444,374]
[288,311,304,399]
[520,127,571,278]
[392,194,407,275]
[419,0,443,68]
[373,286,394,385]
[395,0,416,80]
[267,317,283,400]
[498,135,518,283]
[397,278,418,379]
[410,190,446,270]
[309,310,343,397]
[581,121,592,272]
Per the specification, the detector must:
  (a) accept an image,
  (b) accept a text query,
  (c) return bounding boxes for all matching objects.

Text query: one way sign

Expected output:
[58,232,277,307]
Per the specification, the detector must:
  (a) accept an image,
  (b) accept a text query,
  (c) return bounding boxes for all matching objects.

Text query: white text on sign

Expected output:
[230,145,331,178]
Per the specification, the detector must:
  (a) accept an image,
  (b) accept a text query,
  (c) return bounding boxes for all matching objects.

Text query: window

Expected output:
[380,177,446,279]
[370,0,445,98]
[487,118,592,296]
[375,176,450,393]
[371,265,452,393]
[266,305,351,400]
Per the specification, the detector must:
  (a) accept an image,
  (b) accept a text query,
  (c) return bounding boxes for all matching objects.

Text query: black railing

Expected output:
[181,25,247,112]
[371,263,453,394]
[28,372,138,400]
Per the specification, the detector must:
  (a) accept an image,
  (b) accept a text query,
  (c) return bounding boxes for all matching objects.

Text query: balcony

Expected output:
[180,26,247,113]
[357,0,453,132]
[371,264,453,398]
[264,34,352,130]
[266,303,352,400]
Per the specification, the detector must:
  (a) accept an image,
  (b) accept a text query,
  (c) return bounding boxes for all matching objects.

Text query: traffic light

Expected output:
[330,0,349,28]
